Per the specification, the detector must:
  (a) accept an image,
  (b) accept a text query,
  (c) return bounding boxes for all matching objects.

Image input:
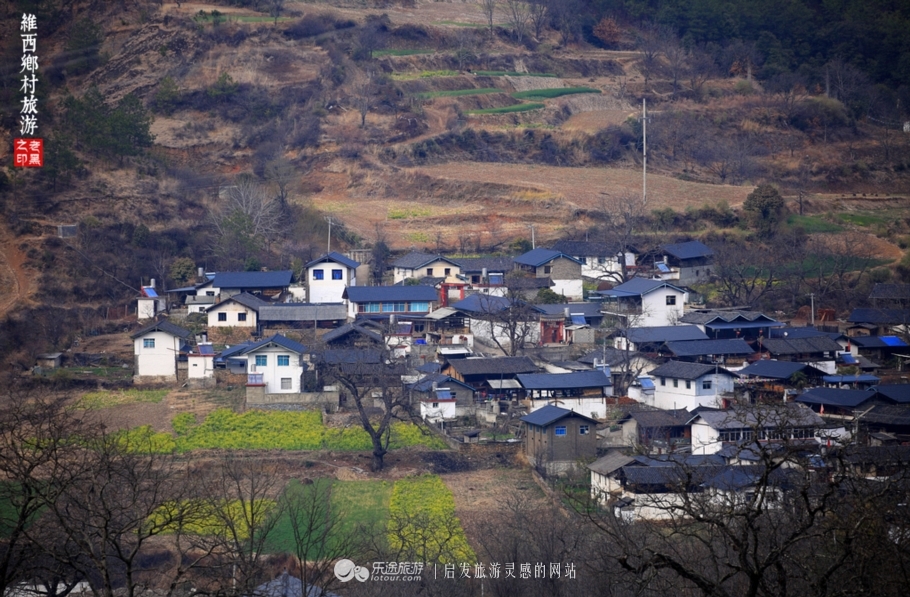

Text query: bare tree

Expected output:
[527,0,548,41]
[479,0,497,40]
[713,237,779,306]
[504,0,531,44]
[352,74,375,128]
[547,0,582,45]
[210,176,286,267]
[471,277,541,356]
[595,193,647,284]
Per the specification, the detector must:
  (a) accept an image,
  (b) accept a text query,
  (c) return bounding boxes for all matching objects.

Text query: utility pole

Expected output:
[528,224,536,249]
[642,98,647,204]
[809,293,816,326]
[325,216,334,253]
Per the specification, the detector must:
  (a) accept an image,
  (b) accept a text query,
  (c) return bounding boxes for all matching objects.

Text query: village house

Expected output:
[206,292,264,328]
[391,252,461,284]
[680,310,783,341]
[660,338,755,365]
[455,256,513,287]
[550,240,636,281]
[444,356,539,396]
[522,404,599,476]
[644,361,736,411]
[535,303,601,345]
[449,293,542,350]
[657,240,714,286]
[130,319,192,381]
[615,325,708,352]
[513,248,584,300]
[736,360,828,401]
[408,373,476,422]
[689,404,824,455]
[517,370,613,418]
[342,285,438,321]
[306,252,359,304]
[137,284,166,320]
[243,334,307,395]
[618,408,691,453]
[594,278,687,328]
[210,270,294,300]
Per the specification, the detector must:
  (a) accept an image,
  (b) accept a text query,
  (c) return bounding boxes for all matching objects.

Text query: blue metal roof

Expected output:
[665,338,754,357]
[521,404,598,426]
[571,314,587,326]
[822,375,880,384]
[737,360,822,380]
[244,333,306,355]
[212,270,293,289]
[343,285,438,303]
[305,251,360,269]
[626,325,708,343]
[597,277,685,298]
[839,353,858,364]
[514,248,580,267]
[198,344,215,355]
[662,240,714,260]
[517,370,611,390]
[797,387,878,407]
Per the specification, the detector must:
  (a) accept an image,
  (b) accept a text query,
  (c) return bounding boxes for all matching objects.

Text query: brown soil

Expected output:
[443,467,547,514]
[0,226,36,319]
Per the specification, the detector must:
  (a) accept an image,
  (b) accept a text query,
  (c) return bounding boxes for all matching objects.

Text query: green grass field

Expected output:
[80,388,169,409]
[466,103,545,114]
[415,87,502,99]
[473,71,557,77]
[786,214,844,233]
[836,212,890,227]
[511,87,600,99]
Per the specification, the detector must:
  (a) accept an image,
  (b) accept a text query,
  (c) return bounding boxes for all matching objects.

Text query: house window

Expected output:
[255,355,267,367]
[280,378,292,390]
[237,313,247,322]
[432,402,439,408]
[444,268,451,275]
[206,291,215,297]
[544,266,552,274]
[673,379,678,388]
[426,268,433,276]
[489,273,504,285]
[685,380,691,389]
[579,425,589,435]
[703,380,712,390]
[143,338,155,349]
[660,377,666,386]
[471,275,480,284]
[332,269,343,280]
[410,302,429,312]
[666,295,677,305]
[218,312,227,322]
[277,355,290,367]
[695,270,700,277]
[554,426,567,437]
[313,269,324,280]
[580,257,587,265]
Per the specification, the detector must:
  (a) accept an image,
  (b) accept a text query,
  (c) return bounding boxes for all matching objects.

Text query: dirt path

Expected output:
[0,226,34,318]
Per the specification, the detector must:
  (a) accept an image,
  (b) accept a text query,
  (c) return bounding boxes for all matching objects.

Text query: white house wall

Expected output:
[651,375,733,411]
[394,260,461,283]
[469,317,540,351]
[133,331,182,378]
[528,397,608,419]
[207,302,258,328]
[551,279,584,301]
[690,422,721,455]
[247,345,303,394]
[640,289,685,327]
[187,355,214,379]
[308,265,354,304]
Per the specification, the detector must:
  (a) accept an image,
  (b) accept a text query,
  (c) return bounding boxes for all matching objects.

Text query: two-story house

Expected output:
[551,240,636,282]
[306,252,359,304]
[645,361,736,411]
[522,404,599,475]
[513,248,583,300]
[658,240,714,286]
[342,285,438,320]
[689,404,824,455]
[244,334,307,394]
[391,252,461,284]
[595,278,687,327]
[206,293,265,329]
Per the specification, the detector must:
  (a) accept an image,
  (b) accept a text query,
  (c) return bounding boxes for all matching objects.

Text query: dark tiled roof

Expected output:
[504,277,554,289]
[449,356,538,376]
[209,292,267,311]
[416,361,442,373]
[517,370,611,390]
[680,310,777,325]
[579,347,651,366]
[343,286,438,303]
[738,360,826,379]
[393,276,444,287]
[454,257,514,274]
[624,408,690,428]
[450,294,543,314]
[692,404,824,429]
[551,240,621,258]
[391,252,458,269]
[521,404,598,426]
[769,327,840,339]
[761,336,842,355]
[858,404,910,426]
[869,283,910,301]
[245,334,306,354]
[598,278,684,297]
[649,361,729,380]
[850,336,909,349]
[409,373,474,393]
[848,308,910,325]
[872,384,910,404]
[796,387,878,408]
[626,325,708,343]
[318,349,382,365]
[665,338,755,357]
[515,248,581,267]
[661,240,714,260]
[588,452,635,475]
[212,270,293,289]
[321,322,384,344]
[305,251,360,269]
[259,303,347,322]
[130,319,192,340]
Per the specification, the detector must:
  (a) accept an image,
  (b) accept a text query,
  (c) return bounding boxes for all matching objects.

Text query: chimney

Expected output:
[482,268,488,283]
[564,307,570,319]
[150,278,156,289]
[198,267,204,279]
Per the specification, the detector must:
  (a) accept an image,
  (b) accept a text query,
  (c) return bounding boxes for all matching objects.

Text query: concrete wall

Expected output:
[394,260,460,283]
[207,302,258,328]
[246,385,340,407]
[650,374,733,411]
[308,264,354,304]
[640,288,685,327]
[133,330,182,378]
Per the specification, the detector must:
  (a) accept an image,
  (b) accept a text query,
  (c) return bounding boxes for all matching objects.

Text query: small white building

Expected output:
[206,293,265,328]
[137,285,166,320]
[391,252,461,284]
[419,390,458,423]
[596,278,687,328]
[130,319,192,381]
[187,344,215,381]
[244,334,306,394]
[551,240,636,281]
[306,252,359,304]
[645,361,736,411]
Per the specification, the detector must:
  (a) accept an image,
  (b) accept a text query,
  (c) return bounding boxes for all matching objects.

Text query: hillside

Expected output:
[1,0,910,362]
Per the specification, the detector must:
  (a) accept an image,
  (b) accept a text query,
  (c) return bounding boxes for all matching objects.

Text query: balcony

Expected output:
[247,373,265,386]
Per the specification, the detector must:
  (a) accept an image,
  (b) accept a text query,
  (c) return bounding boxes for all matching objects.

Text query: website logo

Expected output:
[334,559,370,582]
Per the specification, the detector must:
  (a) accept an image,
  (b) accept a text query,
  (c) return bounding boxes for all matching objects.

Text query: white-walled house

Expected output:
[130,320,192,381]
[644,361,736,411]
[137,286,166,320]
[342,286,438,320]
[551,240,636,281]
[206,293,265,328]
[244,334,306,394]
[689,404,824,455]
[513,248,584,301]
[595,278,687,327]
[306,252,359,304]
[391,252,461,284]
[187,344,215,383]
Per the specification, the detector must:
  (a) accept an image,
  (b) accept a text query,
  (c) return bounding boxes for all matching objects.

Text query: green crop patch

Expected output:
[466,103,545,114]
[786,214,844,233]
[511,87,600,99]
[414,88,502,99]
[79,388,169,409]
[387,475,475,563]
[836,212,889,227]
[473,71,557,77]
